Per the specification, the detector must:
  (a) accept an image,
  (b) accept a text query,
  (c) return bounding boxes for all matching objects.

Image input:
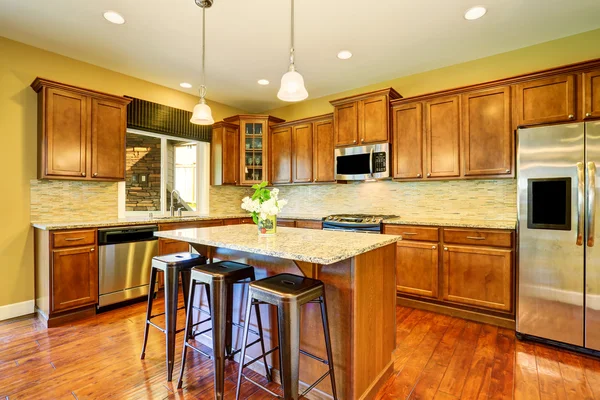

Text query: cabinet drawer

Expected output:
[223,218,241,225]
[295,220,323,230]
[53,229,96,248]
[383,225,439,242]
[240,218,254,224]
[278,219,296,227]
[159,220,223,231]
[443,228,512,248]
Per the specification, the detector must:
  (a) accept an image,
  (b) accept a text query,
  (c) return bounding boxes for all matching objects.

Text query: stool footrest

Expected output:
[299,349,329,365]
[184,341,212,359]
[242,347,279,369]
[191,317,212,327]
[240,374,281,399]
[147,321,166,334]
[300,370,332,398]
[230,321,260,336]
[227,338,262,358]
[192,327,213,337]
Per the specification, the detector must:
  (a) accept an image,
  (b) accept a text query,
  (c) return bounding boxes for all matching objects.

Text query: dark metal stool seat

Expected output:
[140,252,207,381]
[177,261,271,399]
[236,273,338,400]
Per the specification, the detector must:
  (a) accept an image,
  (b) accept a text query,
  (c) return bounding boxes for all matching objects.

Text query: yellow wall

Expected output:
[0,36,246,308]
[266,28,600,120]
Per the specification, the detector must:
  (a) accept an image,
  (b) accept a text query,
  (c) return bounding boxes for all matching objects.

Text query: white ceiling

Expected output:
[1,0,600,112]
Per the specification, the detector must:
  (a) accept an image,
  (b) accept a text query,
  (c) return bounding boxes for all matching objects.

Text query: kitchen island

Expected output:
[155,224,401,400]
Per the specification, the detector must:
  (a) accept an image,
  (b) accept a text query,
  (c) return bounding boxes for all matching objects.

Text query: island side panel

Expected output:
[351,243,397,400]
[191,246,354,399]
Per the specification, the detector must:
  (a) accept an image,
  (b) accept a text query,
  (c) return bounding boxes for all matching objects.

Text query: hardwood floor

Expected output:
[1,296,599,399]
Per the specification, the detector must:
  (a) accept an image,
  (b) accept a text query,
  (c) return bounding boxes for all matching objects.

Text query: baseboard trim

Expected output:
[0,300,35,322]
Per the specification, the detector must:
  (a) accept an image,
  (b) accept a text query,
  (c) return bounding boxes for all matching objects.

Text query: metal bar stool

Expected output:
[140,252,207,381]
[235,273,338,400]
[177,261,271,399]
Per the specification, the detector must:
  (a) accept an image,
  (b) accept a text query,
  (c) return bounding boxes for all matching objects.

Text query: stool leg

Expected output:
[320,295,338,400]
[235,295,254,400]
[164,267,179,382]
[225,282,234,358]
[278,302,301,400]
[254,301,272,382]
[177,279,197,389]
[210,279,228,399]
[181,269,192,312]
[140,267,157,360]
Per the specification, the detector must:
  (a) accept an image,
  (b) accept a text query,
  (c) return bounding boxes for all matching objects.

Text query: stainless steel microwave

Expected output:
[335,143,390,181]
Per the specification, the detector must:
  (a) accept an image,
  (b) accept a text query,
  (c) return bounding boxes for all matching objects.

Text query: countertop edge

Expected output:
[382,218,517,230]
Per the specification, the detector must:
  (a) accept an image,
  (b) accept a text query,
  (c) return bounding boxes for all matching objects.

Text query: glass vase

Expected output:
[257,215,277,236]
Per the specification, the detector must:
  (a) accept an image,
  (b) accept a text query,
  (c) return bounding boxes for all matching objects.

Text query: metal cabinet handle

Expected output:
[353,140,357,144]
[361,138,364,143]
[81,172,86,177]
[443,247,448,251]
[417,174,422,178]
[568,114,575,119]
[586,113,593,118]
[402,232,417,236]
[313,179,317,182]
[466,236,486,240]
[577,162,585,246]
[64,237,84,241]
[505,169,510,173]
[588,162,596,247]
[432,246,436,250]
[93,172,98,177]
[90,248,95,252]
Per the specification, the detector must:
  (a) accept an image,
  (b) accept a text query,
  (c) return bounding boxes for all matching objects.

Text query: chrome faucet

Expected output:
[170,190,181,217]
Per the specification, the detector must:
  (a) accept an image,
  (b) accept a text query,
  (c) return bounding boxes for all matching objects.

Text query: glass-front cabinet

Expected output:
[222,115,285,186]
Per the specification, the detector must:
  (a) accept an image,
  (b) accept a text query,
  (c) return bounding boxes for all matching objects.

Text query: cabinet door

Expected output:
[44,88,88,178]
[51,246,98,312]
[392,102,423,179]
[442,246,513,312]
[396,241,439,298]
[334,102,358,146]
[515,74,576,125]
[359,94,389,144]
[240,120,267,185]
[584,70,600,119]
[158,238,190,256]
[222,126,239,185]
[270,126,292,184]
[91,98,127,180]
[292,123,313,183]
[425,96,460,178]
[462,87,512,176]
[313,119,335,183]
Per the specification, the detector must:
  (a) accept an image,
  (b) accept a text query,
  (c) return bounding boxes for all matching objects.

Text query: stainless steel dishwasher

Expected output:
[98,225,159,308]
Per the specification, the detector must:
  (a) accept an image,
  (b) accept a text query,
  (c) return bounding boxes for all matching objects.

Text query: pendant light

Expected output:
[277,0,308,102]
[190,0,214,125]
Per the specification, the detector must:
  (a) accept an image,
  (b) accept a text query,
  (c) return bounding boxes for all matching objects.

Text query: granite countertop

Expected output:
[154,224,401,265]
[382,217,516,230]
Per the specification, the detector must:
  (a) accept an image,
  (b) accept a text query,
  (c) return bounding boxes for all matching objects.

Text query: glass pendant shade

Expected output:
[190,99,214,125]
[277,68,308,102]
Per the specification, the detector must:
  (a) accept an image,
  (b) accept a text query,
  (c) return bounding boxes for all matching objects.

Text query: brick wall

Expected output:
[126,133,161,211]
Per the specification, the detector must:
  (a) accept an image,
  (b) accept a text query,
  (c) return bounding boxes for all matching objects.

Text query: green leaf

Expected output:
[252,213,258,224]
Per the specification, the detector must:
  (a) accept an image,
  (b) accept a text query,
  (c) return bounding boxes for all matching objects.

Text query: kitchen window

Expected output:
[118,129,210,216]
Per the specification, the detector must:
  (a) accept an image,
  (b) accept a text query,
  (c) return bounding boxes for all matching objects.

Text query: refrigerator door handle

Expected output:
[588,161,596,247]
[577,162,585,246]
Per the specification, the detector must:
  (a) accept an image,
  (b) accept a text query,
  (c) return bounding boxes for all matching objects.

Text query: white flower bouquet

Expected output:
[241,182,288,235]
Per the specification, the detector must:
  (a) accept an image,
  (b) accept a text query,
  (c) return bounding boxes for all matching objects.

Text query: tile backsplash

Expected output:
[30,180,118,223]
[209,179,517,221]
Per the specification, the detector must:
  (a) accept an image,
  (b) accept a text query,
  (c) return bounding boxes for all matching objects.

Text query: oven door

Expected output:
[335,143,390,180]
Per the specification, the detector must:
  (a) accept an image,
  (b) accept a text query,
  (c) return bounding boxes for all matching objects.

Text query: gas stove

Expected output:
[322,214,398,233]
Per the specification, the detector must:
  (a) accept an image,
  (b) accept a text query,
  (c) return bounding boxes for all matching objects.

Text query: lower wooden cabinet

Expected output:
[442,245,513,312]
[395,241,438,298]
[277,219,296,227]
[158,238,190,256]
[158,220,224,256]
[51,245,98,312]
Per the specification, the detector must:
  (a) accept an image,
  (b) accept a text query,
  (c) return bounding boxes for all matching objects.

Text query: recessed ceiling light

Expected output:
[258,79,270,86]
[464,6,487,20]
[103,11,125,25]
[180,82,193,89]
[337,50,353,60]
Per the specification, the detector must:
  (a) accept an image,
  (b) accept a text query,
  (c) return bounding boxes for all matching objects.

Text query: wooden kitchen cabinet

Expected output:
[211,122,239,185]
[395,241,439,299]
[158,220,223,256]
[312,117,335,183]
[392,102,424,179]
[442,245,513,312]
[515,74,576,126]
[277,219,296,227]
[462,86,512,176]
[270,126,293,184]
[425,95,460,178]
[331,88,401,147]
[584,69,600,119]
[292,123,313,183]
[31,78,130,181]
[51,246,98,313]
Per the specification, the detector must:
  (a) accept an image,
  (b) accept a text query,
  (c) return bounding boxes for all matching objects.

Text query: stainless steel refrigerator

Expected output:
[517,121,600,352]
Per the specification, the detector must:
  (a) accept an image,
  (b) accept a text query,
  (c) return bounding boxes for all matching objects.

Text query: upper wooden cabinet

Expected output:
[392,102,423,179]
[515,74,576,126]
[425,96,461,178]
[331,88,401,147]
[211,122,239,185]
[270,114,335,185]
[584,69,600,119]
[462,86,512,176]
[270,126,293,184]
[31,78,130,181]
[222,114,284,186]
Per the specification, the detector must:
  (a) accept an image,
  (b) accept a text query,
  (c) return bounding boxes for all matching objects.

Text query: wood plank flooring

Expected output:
[1,296,599,399]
